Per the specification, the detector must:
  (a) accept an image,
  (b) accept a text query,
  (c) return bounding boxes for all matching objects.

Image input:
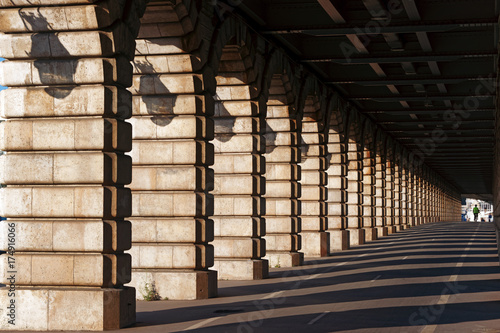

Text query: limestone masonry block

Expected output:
[0,220,130,252]
[213,134,263,153]
[213,174,263,195]
[0,86,131,119]
[266,164,299,180]
[265,234,300,252]
[265,217,300,234]
[132,192,209,217]
[266,118,296,132]
[265,198,298,216]
[131,140,213,165]
[131,116,212,140]
[0,0,124,32]
[129,270,216,300]
[265,181,298,198]
[0,253,130,286]
[213,196,262,216]
[214,116,259,135]
[131,166,208,191]
[0,58,132,87]
[131,73,204,95]
[130,244,213,269]
[0,287,135,330]
[214,100,258,117]
[213,238,264,259]
[0,186,131,218]
[0,152,131,185]
[213,217,264,237]
[132,94,210,116]
[133,54,198,74]
[213,154,262,174]
[265,147,300,163]
[0,26,134,59]
[131,218,213,243]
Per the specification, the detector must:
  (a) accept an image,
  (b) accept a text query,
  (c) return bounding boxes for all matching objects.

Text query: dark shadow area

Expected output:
[20,11,75,98]
[129,222,500,332]
[174,301,500,332]
[134,59,177,126]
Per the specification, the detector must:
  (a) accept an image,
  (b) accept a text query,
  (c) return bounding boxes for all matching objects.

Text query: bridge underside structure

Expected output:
[0,0,495,330]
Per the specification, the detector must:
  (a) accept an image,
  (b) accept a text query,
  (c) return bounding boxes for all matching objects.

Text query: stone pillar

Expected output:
[385,155,396,234]
[408,161,415,228]
[326,126,348,251]
[362,148,377,242]
[264,74,303,267]
[374,152,387,238]
[0,0,143,329]
[400,163,408,230]
[212,43,268,279]
[128,2,217,299]
[422,170,429,224]
[346,141,364,246]
[299,98,329,257]
[430,178,436,222]
[393,157,402,231]
[415,167,424,224]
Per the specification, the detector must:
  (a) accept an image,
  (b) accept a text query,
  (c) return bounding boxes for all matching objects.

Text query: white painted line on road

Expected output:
[183,317,221,331]
[308,311,330,325]
[261,291,284,299]
[420,226,479,333]
[371,275,382,282]
[306,274,321,280]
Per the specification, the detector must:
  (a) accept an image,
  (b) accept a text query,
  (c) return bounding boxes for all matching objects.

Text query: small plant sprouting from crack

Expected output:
[142,282,162,301]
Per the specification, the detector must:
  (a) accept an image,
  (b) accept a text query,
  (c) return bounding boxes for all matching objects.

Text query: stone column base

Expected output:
[214,259,269,280]
[0,287,135,331]
[375,226,388,238]
[399,224,409,230]
[386,226,397,234]
[301,231,329,257]
[329,230,349,252]
[348,229,365,246]
[363,227,378,242]
[130,270,217,300]
[266,252,304,268]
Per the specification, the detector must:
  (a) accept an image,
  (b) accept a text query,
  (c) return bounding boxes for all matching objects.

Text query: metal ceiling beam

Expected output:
[317,0,345,23]
[379,119,493,125]
[304,52,497,63]
[363,108,495,115]
[262,22,498,36]
[402,0,421,20]
[329,76,496,85]
[352,94,494,101]
[316,0,370,55]
[398,135,494,139]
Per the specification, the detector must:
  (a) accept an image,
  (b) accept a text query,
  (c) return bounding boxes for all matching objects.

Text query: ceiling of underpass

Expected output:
[235,0,498,197]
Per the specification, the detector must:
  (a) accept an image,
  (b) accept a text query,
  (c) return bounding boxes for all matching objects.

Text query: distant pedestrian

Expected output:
[473,205,480,222]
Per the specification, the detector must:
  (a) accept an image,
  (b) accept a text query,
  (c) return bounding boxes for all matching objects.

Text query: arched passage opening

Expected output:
[263,71,303,267]
[325,95,349,251]
[128,0,217,300]
[211,38,268,280]
[299,90,329,257]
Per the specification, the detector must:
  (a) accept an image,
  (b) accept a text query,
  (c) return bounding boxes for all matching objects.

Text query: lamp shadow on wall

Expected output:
[20,11,75,99]
[134,59,177,127]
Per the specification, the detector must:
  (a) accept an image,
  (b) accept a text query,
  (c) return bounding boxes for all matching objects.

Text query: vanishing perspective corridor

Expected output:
[111,222,500,332]
[0,0,499,331]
